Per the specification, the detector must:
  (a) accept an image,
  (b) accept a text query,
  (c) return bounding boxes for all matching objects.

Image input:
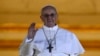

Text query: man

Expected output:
[19,5,85,56]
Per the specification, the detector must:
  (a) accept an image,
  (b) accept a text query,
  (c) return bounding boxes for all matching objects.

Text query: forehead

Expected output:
[42,9,56,14]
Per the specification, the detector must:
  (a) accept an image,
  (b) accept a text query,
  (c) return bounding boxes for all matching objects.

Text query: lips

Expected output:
[47,19,51,21]
[48,21,52,22]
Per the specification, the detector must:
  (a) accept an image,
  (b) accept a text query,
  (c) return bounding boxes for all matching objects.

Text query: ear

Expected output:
[55,14,58,23]
[40,15,44,22]
[55,14,58,20]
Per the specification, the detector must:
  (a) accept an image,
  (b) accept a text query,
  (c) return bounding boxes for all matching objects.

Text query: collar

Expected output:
[42,25,58,31]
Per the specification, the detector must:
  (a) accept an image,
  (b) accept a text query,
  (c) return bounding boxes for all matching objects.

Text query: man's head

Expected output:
[40,5,58,27]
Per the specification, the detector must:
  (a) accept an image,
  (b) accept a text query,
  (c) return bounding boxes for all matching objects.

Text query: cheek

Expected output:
[54,17,57,22]
[41,16,46,22]
[42,18,47,23]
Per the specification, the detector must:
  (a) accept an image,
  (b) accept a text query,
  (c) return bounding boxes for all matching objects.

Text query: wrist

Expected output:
[26,38,33,43]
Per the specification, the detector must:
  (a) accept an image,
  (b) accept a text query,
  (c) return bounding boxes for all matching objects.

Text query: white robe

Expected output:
[19,25,85,56]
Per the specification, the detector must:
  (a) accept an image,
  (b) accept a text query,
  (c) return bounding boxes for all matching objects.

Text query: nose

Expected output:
[47,16,52,19]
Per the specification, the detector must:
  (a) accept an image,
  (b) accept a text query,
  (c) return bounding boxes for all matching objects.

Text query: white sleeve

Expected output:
[19,37,35,56]
[71,33,85,54]
[70,54,80,56]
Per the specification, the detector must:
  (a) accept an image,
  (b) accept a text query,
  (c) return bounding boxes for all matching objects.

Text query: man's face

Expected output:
[40,9,58,27]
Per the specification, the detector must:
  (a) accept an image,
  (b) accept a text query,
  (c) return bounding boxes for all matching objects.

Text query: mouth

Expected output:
[48,20,52,22]
[47,20,52,22]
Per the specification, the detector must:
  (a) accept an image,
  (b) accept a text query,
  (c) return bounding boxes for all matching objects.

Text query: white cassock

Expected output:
[19,25,85,56]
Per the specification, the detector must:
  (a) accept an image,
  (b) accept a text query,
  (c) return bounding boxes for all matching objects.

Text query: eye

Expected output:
[51,14,55,17]
[43,13,56,18]
[44,14,49,18]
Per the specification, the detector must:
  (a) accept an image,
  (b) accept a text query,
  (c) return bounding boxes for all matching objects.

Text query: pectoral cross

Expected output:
[47,44,53,53]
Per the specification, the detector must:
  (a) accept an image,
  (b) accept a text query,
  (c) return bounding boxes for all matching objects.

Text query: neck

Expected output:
[44,24,57,28]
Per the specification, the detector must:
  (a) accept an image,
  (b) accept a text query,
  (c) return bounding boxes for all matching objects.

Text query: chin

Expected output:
[47,24,55,27]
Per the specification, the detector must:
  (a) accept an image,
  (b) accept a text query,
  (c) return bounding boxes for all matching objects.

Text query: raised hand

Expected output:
[27,23,38,40]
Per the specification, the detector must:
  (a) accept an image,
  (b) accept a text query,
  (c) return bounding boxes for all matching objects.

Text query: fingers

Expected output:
[29,23,35,29]
[28,22,36,32]
[30,23,35,28]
